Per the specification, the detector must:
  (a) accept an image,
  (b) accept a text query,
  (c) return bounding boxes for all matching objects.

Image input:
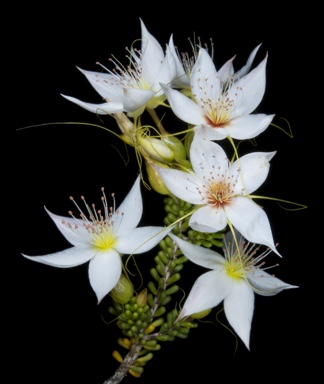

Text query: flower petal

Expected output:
[76,67,123,102]
[231,150,276,194]
[44,207,89,246]
[169,233,225,269]
[160,84,206,125]
[190,133,228,176]
[189,205,228,233]
[247,268,298,296]
[224,280,254,350]
[88,249,122,303]
[233,43,262,81]
[191,48,222,105]
[61,94,122,114]
[123,88,155,113]
[224,197,280,256]
[22,246,95,268]
[116,226,173,254]
[232,55,267,116]
[156,166,205,205]
[178,269,232,319]
[112,176,142,233]
[223,113,275,140]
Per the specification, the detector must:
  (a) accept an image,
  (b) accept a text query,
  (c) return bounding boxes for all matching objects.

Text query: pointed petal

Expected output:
[113,176,143,233]
[231,55,267,116]
[217,56,235,84]
[116,226,173,254]
[61,94,122,114]
[231,150,276,194]
[169,233,225,269]
[44,207,89,246]
[178,270,232,319]
[224,280,254,350]
[22,246,95,268]
[190,205,228,233]
[122,88,155,112]
[160,84,206,125]
[234,43,262,81]
[225,197,281,256]
[224,114,275,140]
[167,35,189,88]
[247,268,298,296]
[140,19,165,84]
[194,125,228,141]
[191,48,222,103]
[77,67,123,102]
[190,133,228,175]
[156,166,204,204]
[88,249,122,303]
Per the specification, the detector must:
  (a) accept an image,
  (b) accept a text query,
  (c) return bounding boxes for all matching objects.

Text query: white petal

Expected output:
[247,268,298,296]
[88,249,122,303]
[112,176,142,233]
[189,205,228,233]
[169,233,225,269]
[156,166,204,204]
[77,67,123,102]
[224,114,274,140]
[116,226,173,254]
[160,84,206,125]
[233,43,262,81]
[123,88,155,113]
[61,94,122,114]
[194,125,228,141]
[191,48,222,103]
[190,134,228,175]
[224,280,254,350]
[225,197,280,256]
[44,207,89,246]
[22,246,95,268]
[231,150,276,194]
[178,270,232,319]
[140,19,165,84]
[232,55,267,116]
[217,56,235,85]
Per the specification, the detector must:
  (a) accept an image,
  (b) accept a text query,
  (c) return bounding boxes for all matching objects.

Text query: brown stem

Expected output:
[103,343,143,384]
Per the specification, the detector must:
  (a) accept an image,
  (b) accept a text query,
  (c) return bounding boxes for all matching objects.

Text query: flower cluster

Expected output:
[22,19,300,383]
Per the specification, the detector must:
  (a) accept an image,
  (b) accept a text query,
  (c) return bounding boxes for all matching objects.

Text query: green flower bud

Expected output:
[110,274,134,304]
[136,288,148,308]
[145,160,170,195]
[189,308,212,319]
[162,135,186,161]
[140,137,174,162]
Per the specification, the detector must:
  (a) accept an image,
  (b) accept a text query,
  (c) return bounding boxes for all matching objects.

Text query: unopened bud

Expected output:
[114,112,134,135]
[136,288,148,308]
[145,161,170,195]
[140,137,174,163]
[189,308,212,319]
[110,274,134,304]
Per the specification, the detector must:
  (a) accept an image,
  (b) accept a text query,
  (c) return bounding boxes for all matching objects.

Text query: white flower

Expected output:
[157,133,280,255]
[61,19,177,117]
[22,176,171,303]
[170,231,298,349]
[160,47,274,141]
[168,37,261,91]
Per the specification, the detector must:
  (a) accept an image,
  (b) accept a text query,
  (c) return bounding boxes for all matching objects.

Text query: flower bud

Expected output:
[162,135,186,161]
[189,308,212,319]
[136,288,148,308]
[110,274,134,304]
[114,112,134,136]
[145,160,171,195]
[140,137,174,163]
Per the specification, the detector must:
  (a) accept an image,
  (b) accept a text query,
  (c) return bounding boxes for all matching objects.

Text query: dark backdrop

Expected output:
[14,5,316,383]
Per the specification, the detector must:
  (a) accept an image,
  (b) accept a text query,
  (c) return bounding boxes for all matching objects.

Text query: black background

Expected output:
[14,5,317,383]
